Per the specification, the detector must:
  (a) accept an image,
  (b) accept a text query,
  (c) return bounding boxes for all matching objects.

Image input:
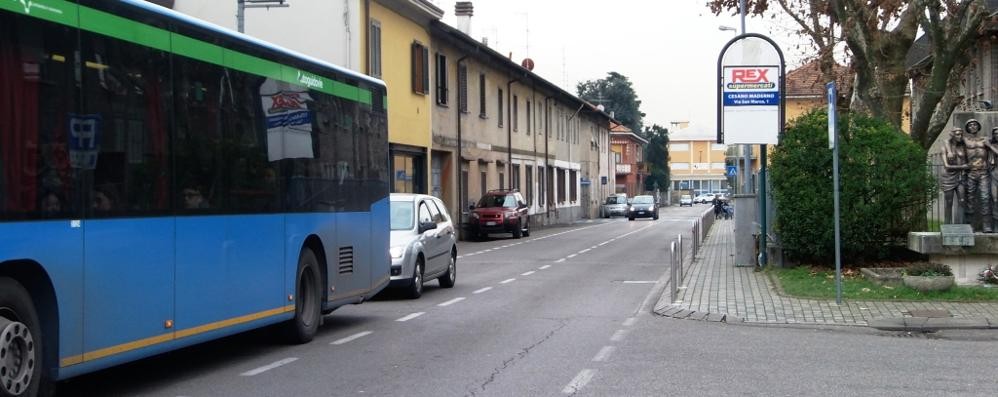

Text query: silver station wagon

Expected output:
[389,194,458,298]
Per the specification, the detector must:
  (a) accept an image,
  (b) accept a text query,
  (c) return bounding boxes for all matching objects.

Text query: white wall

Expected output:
[172,0,361,71]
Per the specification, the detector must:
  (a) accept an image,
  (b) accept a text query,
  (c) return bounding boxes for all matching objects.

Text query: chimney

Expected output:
[455,2,473,35]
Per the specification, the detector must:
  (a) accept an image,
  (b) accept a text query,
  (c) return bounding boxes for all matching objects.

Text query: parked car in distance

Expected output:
[468,189,530,240]
[627,195,659,221]
[679,194,693,207]
[389,194,457,298]
[693,193,715,204]
[601,194,629,218]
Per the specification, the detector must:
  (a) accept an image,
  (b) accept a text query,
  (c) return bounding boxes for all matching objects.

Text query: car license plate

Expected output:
[486,221,496,226]
[638,211,645,215]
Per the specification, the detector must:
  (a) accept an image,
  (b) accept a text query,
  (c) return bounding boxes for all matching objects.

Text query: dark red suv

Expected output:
[468,190,530,240]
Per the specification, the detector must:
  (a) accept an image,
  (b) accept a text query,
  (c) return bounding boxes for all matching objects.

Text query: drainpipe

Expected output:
[507,78,520,189]
[364,0,370,73]
[544,96,554,216]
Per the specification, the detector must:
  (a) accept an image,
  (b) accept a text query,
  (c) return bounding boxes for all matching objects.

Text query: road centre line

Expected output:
[622,281,657,284]
[521,271,535,276]
[562,369,596,394]
[539,265,551,270]
[240,357,298,376]
[555,258,566,263]
[566,254,577,259]
[437,297,466,307]
[610,329,628,342]
[578,248,591,254]
[473,287,493,294]
[331,331,373,345]
[592,346,616,362]
[395,312,425,322]
[500,278,516,284]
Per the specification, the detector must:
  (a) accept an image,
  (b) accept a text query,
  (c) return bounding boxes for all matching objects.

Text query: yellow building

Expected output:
[367,0,443,193]
[786,60,910,133]
[668,124,734,196]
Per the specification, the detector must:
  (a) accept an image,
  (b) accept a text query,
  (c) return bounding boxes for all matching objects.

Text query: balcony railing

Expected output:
[616,164,632,174]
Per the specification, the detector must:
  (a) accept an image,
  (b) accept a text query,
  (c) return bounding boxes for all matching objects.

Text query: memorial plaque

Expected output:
[941,224,974,246]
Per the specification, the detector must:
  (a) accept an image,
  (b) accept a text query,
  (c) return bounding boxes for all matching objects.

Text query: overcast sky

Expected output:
[432,0,808,132]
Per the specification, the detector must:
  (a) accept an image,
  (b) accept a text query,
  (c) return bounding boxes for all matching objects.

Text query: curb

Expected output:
[869,317,997,331]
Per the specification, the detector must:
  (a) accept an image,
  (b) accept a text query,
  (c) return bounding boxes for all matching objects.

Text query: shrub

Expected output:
[905,262,953,277]
[770,110,934,264]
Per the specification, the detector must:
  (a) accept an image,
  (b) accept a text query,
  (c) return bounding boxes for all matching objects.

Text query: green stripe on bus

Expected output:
[0,0,78,26]
[80,6,170,51]
[2,0,375,106]
[171,33,222,65]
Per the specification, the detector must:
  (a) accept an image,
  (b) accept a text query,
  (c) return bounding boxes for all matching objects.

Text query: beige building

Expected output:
[429,5,613,228]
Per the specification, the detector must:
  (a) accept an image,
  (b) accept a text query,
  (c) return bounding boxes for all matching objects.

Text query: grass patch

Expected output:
[773,266,998,301]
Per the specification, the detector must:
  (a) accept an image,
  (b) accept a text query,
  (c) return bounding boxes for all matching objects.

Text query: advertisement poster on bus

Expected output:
[260,78,315,161]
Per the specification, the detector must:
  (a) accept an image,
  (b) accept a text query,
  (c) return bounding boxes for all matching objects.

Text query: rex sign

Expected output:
[717,35,785,145]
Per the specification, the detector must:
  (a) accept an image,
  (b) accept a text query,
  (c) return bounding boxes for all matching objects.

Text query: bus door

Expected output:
[78,14,176,362]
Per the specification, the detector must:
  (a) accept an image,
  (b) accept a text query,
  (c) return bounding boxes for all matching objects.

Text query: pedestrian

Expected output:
[712,194,723,219]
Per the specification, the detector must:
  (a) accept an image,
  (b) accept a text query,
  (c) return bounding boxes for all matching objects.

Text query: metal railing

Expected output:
[670,207,715,303]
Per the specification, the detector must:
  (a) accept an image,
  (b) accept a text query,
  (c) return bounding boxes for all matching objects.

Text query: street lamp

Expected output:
[718,25,737,33]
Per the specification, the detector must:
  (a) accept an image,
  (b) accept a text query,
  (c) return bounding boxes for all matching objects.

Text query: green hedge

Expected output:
[770,110,934,264]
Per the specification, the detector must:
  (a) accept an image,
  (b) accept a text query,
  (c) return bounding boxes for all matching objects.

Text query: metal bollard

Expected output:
[670,240,678,302]
[678,234,684,280]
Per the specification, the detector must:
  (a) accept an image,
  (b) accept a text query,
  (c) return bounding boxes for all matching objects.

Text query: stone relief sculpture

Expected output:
[941,127,967,225]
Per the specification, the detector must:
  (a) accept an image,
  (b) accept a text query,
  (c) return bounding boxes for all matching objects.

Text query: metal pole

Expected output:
[738,0,750,194]
[237,0,245,33]
[828,82,842,305]
[759,145,768,267]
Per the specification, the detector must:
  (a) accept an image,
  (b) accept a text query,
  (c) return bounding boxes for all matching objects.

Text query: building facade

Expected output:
[668,124,730,197]
[429,7,613,228]
[368,0,443,194]
[610,123,648,196]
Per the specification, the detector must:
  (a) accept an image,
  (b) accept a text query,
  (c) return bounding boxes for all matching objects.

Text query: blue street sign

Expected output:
[726,165,738,177]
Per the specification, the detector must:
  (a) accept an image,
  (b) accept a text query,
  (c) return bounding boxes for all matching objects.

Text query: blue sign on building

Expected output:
[726,165,738,177]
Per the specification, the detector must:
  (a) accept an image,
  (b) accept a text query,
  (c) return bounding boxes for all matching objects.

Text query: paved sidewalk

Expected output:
[654,219,998,329]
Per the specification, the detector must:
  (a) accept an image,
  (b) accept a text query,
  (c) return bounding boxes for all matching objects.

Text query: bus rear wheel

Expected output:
[286,249,322,344]
[0,277,41,397]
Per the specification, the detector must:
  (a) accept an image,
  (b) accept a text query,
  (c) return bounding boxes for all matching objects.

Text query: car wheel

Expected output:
[512,220,523,239]
[285,248,322,344]
[407,258,424,299]
[522,218,530,237]
[628,216,635,221]
[438,249,457,288]
[653,214,659,220]
[0,278,43,397]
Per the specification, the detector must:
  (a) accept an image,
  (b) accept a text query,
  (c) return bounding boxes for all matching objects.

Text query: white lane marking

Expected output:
[396,312,425,322]
[598,242,609,246]
[610,329,628,342]
[578,248,591,254]
[539,265,551,270]
[240,357,298,376]
[521,271,536,276]
[562,369,596,394]
[331,331,373,345]
[500,278,516,284]
[473,287,493,294]
[555,258,566,263]
[622,281,657,284]
[483,249,493,252]
[566,254,577,259]
[590,246,598,249]
[592,346,616,362]
[437,297,466,307]
[622,317,637,327]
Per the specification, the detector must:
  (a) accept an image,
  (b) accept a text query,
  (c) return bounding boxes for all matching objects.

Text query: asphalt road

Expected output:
[58,204,998,396]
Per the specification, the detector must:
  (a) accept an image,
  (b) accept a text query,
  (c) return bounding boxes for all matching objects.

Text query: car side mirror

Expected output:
[418,221,437,234]
[518,201,526,209]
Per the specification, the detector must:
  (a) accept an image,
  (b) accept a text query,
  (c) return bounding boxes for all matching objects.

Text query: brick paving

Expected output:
[654,219,998,326]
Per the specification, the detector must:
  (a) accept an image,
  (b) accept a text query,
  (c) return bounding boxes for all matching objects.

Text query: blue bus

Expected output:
[0,1,389,394]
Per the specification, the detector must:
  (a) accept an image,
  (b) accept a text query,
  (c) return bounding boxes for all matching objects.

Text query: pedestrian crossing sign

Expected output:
[726,166,737,177]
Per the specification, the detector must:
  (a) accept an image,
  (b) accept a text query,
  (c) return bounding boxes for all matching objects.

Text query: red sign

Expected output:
[731,68,770,83]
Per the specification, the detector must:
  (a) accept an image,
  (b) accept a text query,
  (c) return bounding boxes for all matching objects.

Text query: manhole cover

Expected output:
[906,309,951,318]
